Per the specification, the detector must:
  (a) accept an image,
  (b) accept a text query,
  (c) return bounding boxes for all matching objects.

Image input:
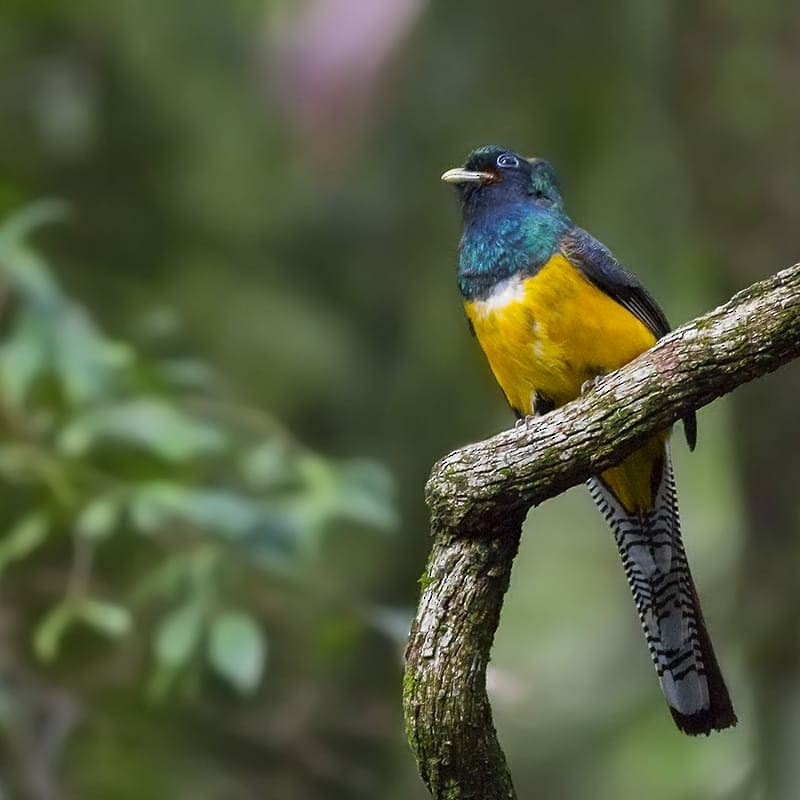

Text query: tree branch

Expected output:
[403,264,800,799]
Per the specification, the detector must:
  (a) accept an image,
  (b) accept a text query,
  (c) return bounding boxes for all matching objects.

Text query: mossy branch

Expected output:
[403,264,800,799]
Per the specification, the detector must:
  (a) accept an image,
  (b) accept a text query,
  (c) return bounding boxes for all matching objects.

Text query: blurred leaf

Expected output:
[131,556,187,605]
[289,456,397,544]
[34,601,76,662]
[0,298,130,411]
[237,517,300,571]
[35,597,132,661]
[0,199,69,244]
[59,398,227,461]
[207,610,266,694]
[76,495,122,541]
[0,511,50,573]
[128,483,298,560]
[240,440,295,489]
[79,599,132,639]
[129,483,188,533]
[129,483,261,536]
[153,600,205,671]
[133,547,217,608]
[0,200,66,305]
[0,309,51,407]
[164,489,264,537]
[332,458,397,531]
[54,304,133,405]
[0,444,72,502]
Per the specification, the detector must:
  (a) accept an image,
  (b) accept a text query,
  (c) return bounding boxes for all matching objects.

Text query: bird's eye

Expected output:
[496,153,519,168]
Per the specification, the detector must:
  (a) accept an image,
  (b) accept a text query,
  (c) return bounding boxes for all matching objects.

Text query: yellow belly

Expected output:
[465,253,666,511]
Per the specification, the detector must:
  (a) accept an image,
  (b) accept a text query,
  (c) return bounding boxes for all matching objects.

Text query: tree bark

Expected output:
[403,264,800,799]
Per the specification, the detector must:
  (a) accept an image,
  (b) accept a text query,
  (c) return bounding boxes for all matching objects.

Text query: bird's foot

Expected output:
[514,414,536,429]
[581,373,605,395]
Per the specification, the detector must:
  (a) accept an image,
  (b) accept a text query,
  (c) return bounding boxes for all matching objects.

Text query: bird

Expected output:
[441,145,736,735]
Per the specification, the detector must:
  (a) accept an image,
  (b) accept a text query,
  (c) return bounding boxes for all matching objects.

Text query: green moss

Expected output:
[442,779,463,800]
[402,672,421,764]
[402,667,415,700]
[418,569,432,591]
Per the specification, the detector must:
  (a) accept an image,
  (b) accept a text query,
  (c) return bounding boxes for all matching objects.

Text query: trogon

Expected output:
[442,145,736,735]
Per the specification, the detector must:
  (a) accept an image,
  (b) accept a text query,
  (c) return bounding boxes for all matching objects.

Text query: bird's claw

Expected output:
[581,374,605,395]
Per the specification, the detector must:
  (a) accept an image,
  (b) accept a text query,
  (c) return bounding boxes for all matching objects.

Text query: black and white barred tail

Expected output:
[587,446,737,735]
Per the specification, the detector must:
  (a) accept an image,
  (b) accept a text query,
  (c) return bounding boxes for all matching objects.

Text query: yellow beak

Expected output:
[440,168,494,185]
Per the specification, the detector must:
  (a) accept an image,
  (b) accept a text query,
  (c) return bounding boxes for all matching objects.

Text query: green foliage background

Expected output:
[0,1,799,798]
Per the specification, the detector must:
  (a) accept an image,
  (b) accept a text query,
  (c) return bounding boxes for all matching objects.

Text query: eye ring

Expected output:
[496,153,520,168]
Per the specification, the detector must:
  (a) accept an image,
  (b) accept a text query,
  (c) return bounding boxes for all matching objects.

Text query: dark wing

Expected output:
[561,227,697,450]
[561,227,670,337]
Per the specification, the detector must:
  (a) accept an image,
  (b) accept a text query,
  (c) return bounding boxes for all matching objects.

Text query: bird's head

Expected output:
[441,145,564,218]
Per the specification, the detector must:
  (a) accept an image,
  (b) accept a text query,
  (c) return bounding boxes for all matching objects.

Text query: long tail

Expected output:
[587,445,737,735]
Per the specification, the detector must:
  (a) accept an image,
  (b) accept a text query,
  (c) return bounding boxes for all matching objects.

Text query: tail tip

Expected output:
[670,705,738,736]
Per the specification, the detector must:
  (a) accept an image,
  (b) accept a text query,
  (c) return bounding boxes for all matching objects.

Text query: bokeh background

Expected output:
[1,1,799,798]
